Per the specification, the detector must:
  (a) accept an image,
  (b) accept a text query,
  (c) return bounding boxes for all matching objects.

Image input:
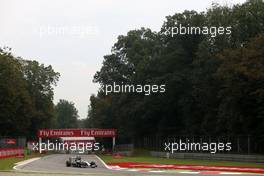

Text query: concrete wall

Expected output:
[150,151,264,163]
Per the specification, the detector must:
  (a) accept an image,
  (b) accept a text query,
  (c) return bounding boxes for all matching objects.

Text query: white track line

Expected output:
[94,155,112,170]
[149,170,165,173]
[13,157,41,170]
[94,155,260,175]
[180,171,200,174]
[221,173,242,175]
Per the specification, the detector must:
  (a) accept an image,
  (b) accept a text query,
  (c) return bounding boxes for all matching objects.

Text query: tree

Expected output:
[21,60,60,136]
[55,99,79,129]
[0,48,60,137]
[216,34,264,136]
[87,0,264,151]
[0,49,32,136]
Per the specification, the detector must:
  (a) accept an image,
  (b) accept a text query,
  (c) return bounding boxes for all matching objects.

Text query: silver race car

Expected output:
[66,156,97,168]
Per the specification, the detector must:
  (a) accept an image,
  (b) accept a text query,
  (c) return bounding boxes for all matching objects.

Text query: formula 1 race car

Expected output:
[66,156,97,168]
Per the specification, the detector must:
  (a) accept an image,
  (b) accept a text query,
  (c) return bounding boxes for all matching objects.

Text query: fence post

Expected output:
[200,137,202,153]
[247,135,250,154]
[237,138,240,153]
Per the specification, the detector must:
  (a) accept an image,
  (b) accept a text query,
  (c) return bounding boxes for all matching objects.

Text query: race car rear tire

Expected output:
[66,161,71,167]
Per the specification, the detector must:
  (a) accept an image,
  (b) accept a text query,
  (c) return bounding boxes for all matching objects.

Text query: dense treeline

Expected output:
[0,48,60,137]
[0,49,83,137]
[86,0,264,145]
[55,99,79,129]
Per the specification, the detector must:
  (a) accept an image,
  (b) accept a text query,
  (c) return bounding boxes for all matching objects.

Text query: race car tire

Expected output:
[90,165,97,168]
[66,161,71,167]
[90,161,97,168]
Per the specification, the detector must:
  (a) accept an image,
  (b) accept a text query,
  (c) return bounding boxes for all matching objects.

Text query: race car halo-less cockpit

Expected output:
[66,156,97,168]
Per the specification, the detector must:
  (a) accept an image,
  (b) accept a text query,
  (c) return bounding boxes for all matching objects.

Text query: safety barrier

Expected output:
[150,151,264,163]
[0,147,24,159]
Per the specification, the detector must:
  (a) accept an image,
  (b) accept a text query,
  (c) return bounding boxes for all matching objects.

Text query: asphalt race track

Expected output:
[15,154,107,173]
[4,154,262,176]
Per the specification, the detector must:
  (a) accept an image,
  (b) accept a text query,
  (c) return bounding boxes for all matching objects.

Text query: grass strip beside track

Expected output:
[99,150,264,168]
[0,153,46,170]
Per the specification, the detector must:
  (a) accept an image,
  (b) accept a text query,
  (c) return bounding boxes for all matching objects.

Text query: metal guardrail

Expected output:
[0,147,24,159]
[150,151,264,163]
[136,135,264,154]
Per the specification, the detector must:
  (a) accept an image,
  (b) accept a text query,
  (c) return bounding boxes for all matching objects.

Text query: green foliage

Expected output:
[0,48,60,137]
[55,99,79,129]
[0,49,32,136]
[87,0,264,152]
[216,35,264,135]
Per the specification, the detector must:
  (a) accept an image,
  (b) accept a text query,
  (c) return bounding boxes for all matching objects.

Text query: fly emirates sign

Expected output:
[38,129,116,138]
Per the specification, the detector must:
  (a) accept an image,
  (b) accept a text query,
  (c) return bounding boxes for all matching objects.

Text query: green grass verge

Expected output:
[0,153,46,170]
[99,150,264,168]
